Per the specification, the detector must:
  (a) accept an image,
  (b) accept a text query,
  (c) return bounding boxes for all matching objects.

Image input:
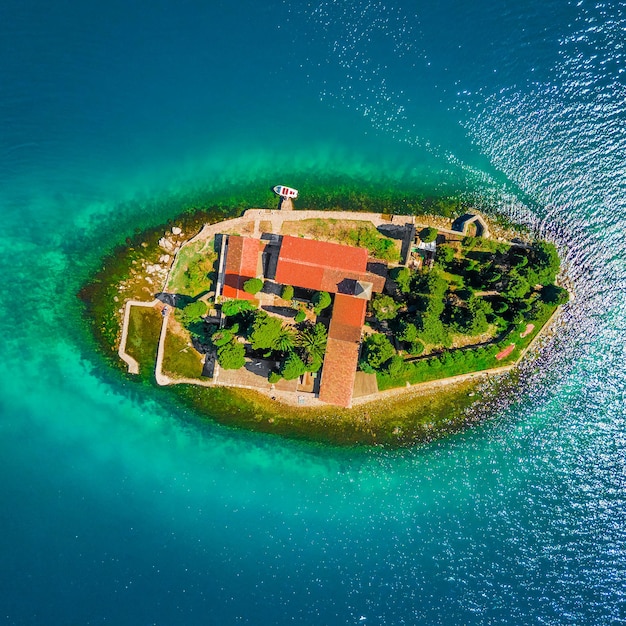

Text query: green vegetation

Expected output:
[281,219,401,262]
[281,354,307,380]
[178,300,207,325]
[296,323,327,372]
[161,327,204,379]
[377,302,557,390]
[243,277,263,295]
[541,284,570,305]
[125,306,162,376]
[312,291,331,315]
[365,237,565,390]
[166,238,217,298]
[371,293,400,321]
[249,313,288,351]
[81,185,566,447]
[217,340,246,370]
[361,333,395,370]
[346,224,400,262]
[222,299,257,316]
[294,309,306,323]
[281,285,294,301]
[420,227,438,243]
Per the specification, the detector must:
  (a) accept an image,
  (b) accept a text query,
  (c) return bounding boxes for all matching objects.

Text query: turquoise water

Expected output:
[2,0,625,624]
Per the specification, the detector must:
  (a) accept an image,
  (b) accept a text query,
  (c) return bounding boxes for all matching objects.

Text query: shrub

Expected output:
[281,285,294,301]
[294,309,306,323]
[313,291,331,315]
[268,371,282,384]
[243,278,263,295]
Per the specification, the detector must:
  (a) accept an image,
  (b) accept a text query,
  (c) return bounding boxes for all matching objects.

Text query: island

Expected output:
[104,197,568,443]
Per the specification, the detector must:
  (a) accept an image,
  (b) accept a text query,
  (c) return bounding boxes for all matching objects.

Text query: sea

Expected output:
[1,0,625,624]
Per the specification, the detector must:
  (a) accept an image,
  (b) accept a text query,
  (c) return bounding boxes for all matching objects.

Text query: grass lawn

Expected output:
[125,306,162,376]
[161,323,205,380]
[166,237,217,298]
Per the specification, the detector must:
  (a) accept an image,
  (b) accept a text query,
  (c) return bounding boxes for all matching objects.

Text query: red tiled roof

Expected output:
[275,236,369,292]
[280,236,368,272]
[331,294,367,328]
[318,295,367,408]
[274,259,326,292]
[318,337,360,408]
[222,235,261,300]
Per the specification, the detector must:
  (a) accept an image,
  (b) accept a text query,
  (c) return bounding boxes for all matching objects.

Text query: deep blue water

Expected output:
[1,1,626,624]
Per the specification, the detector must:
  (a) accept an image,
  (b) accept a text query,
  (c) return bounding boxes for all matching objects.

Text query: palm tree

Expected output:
[297,323,328,362]
[273,326,297,353]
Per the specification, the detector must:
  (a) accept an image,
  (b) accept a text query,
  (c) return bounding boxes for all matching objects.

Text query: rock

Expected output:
[171,226,182,236]
[158,237,176,253]
[159,254,171,264]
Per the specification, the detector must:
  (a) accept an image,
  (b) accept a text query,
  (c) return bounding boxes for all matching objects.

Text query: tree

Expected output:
[211,328,236,347]
[243,278,263,295]
[180,300,208,324]
[222,299,257,316]
[466,297,491,335]
[392,267,413,293]
[530,241,560,284]
[493,300,509,314]
[417,315,448,346]
[504,271,530,300]
[436,245,455,266]
[371,294,400,321]
[217,340,246,370]
[420,227,438,243]
[313,291,331,315]
[398,321,419,344]
[281,285,294,301]
[248,313,284,351]
[541,284,569,305]
[362,333,395,370]
[274,327,297,353]
[386,355,407,377]
[297,323,328,364]
[280,353,307,380]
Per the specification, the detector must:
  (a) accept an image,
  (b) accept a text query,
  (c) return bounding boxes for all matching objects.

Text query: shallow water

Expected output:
[1,0,625,624]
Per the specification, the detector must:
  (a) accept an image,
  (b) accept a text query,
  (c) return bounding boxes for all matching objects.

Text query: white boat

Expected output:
[273,185,298,198]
